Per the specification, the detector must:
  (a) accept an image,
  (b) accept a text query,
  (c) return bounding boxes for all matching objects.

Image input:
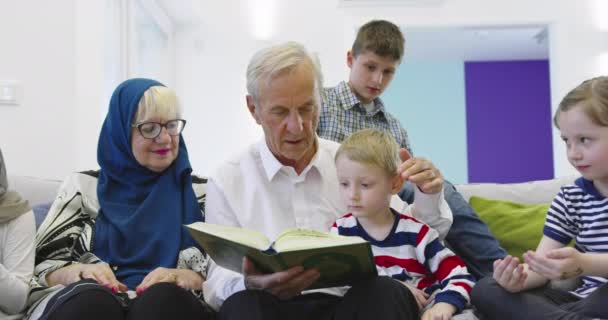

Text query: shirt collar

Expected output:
[257,138,324,181]
[575,177,605,199]
[336,81,387,116]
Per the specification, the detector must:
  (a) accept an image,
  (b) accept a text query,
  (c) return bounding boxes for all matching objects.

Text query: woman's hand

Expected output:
[397,149,443,194]
[493,255,527,293]
[421,302,456,320]
[399,281,429,310]
[136,267,204,294]
[46,263,127,292]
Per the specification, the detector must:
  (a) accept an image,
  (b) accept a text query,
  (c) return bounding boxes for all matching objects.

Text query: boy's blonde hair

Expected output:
[554,76,608,128]
[134,86,181,123]
[335,129,400,176]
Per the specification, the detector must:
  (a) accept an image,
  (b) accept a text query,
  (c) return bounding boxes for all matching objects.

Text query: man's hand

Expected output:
[398,149,443,194]
[421,302,456,320]
[524,247,583,280]
[493,255,527,293]
[242,257,320,299]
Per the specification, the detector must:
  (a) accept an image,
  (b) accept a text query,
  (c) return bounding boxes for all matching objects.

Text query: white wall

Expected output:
[174,0,353,176]
[74,1,107,178]
[2,0,607,180]
[0,1,77,180]
[175,0,608,177]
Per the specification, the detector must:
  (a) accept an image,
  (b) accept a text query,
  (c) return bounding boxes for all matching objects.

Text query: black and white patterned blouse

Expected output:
[27,171,209,314]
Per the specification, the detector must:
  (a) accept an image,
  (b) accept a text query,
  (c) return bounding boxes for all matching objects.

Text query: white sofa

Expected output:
[8,175,61,207]
[455,175,577,205]
[453,175,579,320]
[8,175,62,228]
[8,174,580,319]
[10,173,578,224]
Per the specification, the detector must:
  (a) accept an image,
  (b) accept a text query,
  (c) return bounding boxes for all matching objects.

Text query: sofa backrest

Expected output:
[455,175,579,204]
[7,175,61,206]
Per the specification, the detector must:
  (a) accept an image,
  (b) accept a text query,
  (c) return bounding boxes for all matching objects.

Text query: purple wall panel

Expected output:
[465,60,553,183]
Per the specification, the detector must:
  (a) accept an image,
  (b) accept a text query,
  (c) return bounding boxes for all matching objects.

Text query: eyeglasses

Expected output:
[131,119,186,139]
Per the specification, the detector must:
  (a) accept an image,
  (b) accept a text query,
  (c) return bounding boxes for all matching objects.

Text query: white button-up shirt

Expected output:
[203,138,451,310]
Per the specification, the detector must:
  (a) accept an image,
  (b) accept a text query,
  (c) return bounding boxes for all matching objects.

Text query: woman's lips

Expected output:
[153,149,170,155]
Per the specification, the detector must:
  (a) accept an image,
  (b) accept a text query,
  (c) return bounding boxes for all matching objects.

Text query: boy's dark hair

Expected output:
[352,20,405,61]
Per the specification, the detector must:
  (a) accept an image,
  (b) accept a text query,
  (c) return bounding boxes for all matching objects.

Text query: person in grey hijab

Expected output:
[0,149,30,222]
[0,149,7,199]
[0,148,35,318]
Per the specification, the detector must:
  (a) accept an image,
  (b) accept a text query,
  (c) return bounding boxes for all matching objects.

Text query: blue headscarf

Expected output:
[93,78,202,289]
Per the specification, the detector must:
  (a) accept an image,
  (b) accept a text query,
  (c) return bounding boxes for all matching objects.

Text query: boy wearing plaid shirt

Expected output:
[318,19,507,280]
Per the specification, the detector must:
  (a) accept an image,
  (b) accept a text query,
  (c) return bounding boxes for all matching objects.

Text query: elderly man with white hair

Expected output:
[204,41,452,320]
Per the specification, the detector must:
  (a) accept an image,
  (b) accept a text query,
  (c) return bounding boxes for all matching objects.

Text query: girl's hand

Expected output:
[524,247,583,280]
[493,255,527,293]
[421,302,456,320]
[135,267,204,294]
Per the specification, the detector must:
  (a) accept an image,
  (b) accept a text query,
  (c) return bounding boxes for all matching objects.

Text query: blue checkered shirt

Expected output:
[318,81,412,153]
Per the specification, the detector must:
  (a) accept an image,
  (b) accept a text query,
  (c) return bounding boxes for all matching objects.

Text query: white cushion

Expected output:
[455,175,579,205]
[7,175,61,206]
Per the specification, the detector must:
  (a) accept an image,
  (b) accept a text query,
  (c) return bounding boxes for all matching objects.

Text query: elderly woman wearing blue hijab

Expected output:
[27,79,214,320]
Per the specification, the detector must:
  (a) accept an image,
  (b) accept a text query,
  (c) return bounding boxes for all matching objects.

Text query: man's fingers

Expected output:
[242,257,263,276]
[271,268,319,299]
[420,179,441,194]
[399,157,442,194]
[399,148,411,162]
[244,260,306,292]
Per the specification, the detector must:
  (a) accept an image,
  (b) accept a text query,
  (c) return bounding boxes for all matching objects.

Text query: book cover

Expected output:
[185,222,377,289]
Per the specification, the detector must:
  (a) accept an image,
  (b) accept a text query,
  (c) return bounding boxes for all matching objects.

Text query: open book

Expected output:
[185,222,377,289]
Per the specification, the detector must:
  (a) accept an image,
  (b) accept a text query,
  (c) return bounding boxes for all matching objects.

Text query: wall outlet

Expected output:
[0,81,20,106]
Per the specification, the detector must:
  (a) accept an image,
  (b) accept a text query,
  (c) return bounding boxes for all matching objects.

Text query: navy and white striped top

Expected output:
[544,177,608,298]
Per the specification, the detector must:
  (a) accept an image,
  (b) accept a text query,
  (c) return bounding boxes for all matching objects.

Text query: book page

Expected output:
[186,222,271,250]
[273,229,366,252]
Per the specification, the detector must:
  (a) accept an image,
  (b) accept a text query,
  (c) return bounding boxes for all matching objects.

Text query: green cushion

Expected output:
[469,196,549,259]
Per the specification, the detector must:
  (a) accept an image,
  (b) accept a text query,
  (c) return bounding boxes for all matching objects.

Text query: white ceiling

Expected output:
[339,0,446,7]
[401,25,550,62]
[154,0,550,62]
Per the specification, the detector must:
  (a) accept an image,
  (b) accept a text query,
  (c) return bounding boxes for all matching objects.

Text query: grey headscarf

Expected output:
[0,149,30,223]
[0,148,6,198]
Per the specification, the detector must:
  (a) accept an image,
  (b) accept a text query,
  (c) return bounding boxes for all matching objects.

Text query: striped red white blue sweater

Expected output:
[330,209,475,312]
[544,177,608,298]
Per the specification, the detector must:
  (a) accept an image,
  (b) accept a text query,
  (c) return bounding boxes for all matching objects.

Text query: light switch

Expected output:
[0,81,20,105]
